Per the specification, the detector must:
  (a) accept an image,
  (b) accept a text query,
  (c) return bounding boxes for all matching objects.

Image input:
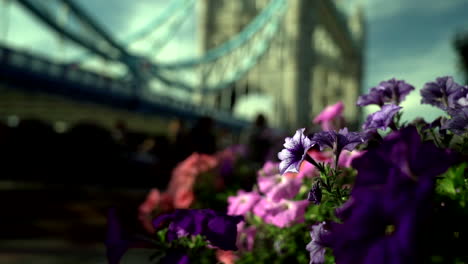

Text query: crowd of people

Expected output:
[0,114,282,189]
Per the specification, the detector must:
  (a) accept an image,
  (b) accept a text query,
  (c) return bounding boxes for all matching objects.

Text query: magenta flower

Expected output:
[252,197,275,219]
[362,104,402,131]
[297,160,318,179]
[358,78,415,107]
[313,101,345,131]
[227,190,261,216]
[338,150,366,168]
[278,128,315,175]
[267,177,302,202]
[306,222,329,264]
[258,174,301,202]
[263,199,309,228]
[257,161,280,177]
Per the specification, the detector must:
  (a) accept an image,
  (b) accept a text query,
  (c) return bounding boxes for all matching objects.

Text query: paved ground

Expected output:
[0,181,153,263]
[0,240,153,264]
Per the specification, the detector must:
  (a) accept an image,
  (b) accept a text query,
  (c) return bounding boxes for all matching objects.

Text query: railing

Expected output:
[0,45,249,130]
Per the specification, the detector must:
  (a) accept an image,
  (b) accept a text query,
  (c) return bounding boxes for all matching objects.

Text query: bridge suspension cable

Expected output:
[15,0,288,96]
[148,0,288,94]
[15,0,142,68]
[68,0,195,64]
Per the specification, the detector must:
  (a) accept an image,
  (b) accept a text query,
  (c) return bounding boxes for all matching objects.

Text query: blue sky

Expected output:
[343,0,468,121]
[3,0,468,122]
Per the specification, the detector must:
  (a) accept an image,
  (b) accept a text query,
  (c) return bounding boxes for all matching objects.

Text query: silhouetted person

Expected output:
[188,116,217,155]
[168,118,191,162]
[244,114,272,165]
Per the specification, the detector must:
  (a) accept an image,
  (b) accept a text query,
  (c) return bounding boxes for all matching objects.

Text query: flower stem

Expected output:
[305,154,325,174]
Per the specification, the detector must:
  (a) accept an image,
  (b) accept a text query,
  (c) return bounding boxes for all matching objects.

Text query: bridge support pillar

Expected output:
[280,0,317,130]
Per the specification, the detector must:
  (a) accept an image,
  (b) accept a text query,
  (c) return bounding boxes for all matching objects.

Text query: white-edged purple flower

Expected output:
[312,128,365,164]
[357,78,415,107]
[442,107,468,135]
[278,128,315,175]
[306,222,329,264]
[420,76,464,110]
[362,104,402,131]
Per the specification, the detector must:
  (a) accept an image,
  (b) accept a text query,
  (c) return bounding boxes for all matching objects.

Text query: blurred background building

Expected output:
[2,0,468,263]
[199,0,365,129]
[0,0,364,133]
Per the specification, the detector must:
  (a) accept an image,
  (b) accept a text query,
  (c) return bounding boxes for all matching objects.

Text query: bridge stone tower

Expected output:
[198,0,365,131]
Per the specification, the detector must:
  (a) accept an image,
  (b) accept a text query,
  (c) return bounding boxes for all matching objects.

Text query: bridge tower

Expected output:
[198,0,365,131]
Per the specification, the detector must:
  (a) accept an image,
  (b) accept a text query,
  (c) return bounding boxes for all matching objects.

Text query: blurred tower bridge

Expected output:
[0,0,365,133]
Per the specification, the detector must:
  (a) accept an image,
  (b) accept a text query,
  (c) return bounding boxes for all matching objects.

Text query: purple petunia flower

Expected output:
[306,222,329,264]
[362,104,402,131]
[321,126,459,264]
[307,182,322,205]
[161,250,190,264]
[455,87,468,108]
[105,208,154,264]
[420,76,464,110]
[312,128,365,166]
[152,209,243,251]
[442,107,468,135]
[357,78,415,107]
[278,128,315,175]
[448,85,468,112]
[227,190,261,216]
[258,173,302,202]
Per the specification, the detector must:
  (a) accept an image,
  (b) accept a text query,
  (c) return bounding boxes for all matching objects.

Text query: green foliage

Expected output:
[436,163,468,207]
[147,228,218,264]
[428,163,468,263]
[235,220,311,264]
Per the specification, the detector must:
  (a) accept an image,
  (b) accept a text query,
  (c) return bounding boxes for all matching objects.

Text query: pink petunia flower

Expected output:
[216,250,238,264]
[227,190,261,216]
[237,224,257,251]
[297,161,318,179]
[257,161,280,177]
[252,197,275,219]
[313,101,345,131]
[338,150,366,168]
[173,187,195,209]
[258,174,302,202]
[263,199,310,228]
